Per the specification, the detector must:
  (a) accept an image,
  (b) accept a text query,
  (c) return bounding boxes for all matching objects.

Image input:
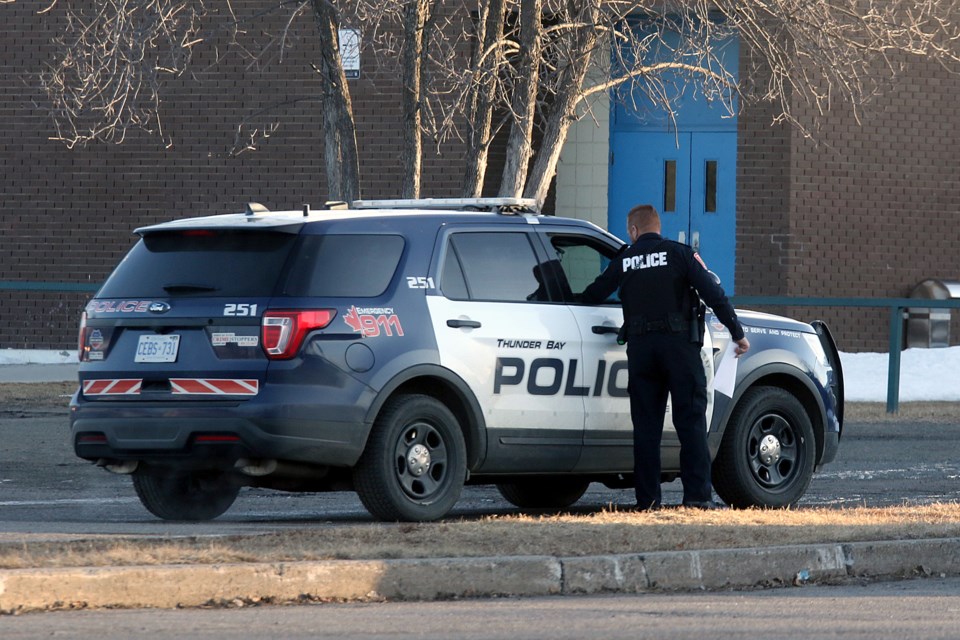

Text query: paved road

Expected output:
[0,410,958,534]
[4,577,960,639]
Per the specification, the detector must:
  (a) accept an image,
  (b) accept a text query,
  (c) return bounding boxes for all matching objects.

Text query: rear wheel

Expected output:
[713,386,816,508]
[353,394,466,522]
[132,469,240,521]
[497,478,590,510]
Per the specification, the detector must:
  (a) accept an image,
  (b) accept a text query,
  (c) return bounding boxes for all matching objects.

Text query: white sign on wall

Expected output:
[339,29,360,80]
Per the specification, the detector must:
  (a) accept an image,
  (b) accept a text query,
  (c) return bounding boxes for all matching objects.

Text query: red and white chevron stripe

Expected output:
[169,378,260,396]
[82,379,142,395]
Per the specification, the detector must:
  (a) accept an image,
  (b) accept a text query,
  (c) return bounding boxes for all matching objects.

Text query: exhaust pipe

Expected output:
[235,458,327,479]
[97,459,139,475]
[235,458,278,477]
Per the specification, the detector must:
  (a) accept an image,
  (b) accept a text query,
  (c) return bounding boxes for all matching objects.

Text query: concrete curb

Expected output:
[2,537,958,613]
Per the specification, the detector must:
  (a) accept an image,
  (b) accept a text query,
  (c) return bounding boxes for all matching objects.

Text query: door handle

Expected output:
[692,231,700,253]
[447,319,481,329]
[678,231,686,244]
[592,325,619,335]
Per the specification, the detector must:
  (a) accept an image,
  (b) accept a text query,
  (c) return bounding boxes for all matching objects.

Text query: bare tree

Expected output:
[37,0,365,200]
[311,0,360,202]
[420,1,960,207]
[40,0,208,149]
[498,0,543,198]
[31,0,960,209]
[522,0,603,205]
[462,0,509,198]
[399,0,436,198]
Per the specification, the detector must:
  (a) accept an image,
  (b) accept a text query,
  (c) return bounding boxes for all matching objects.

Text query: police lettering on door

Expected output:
[623,251,667,272]
[494,357,629,397]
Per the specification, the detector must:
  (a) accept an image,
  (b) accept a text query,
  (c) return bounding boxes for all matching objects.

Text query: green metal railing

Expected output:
[733,296,960,414]
[0,281,100,293]
[3,283,957,413]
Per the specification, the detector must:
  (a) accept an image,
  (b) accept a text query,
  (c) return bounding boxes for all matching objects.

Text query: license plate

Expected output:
[135,334,181,363]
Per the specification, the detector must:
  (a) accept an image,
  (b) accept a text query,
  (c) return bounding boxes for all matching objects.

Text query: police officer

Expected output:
[582,204,750,510]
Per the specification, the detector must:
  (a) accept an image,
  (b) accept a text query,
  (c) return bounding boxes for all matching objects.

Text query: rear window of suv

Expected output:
[98,230,299,298]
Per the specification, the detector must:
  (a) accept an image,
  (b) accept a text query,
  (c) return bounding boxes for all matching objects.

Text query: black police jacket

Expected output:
[581,232,745,341]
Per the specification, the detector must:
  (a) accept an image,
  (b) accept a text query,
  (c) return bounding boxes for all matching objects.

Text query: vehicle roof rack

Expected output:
[351,197,540,215]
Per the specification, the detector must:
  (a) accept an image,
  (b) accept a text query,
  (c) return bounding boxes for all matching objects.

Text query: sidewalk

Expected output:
[0,363,78,383]
[0,350,78,383]
[2,537,958,612]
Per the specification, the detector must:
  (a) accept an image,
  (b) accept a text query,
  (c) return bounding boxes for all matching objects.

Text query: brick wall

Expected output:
[0,1,471,349]
[733,46,960,352]
[3,5,959,352]
[783,55,960,352]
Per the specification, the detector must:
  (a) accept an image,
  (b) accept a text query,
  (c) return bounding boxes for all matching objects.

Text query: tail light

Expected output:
[78,311,89,362]
[261,309,336,359]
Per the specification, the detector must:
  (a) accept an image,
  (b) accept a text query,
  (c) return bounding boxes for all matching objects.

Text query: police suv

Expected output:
[72,198,843,521]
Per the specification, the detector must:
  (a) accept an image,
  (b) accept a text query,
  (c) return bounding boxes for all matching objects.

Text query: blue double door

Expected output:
[608,131,736,291]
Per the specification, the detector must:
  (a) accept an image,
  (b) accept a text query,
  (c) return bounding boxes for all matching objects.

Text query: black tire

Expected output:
[497,478,590,510]
[353,394,466,522]
[713,386,816,508]
[132,469,240,521]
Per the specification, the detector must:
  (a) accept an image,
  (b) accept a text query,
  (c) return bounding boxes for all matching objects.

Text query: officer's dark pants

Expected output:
[626,332,711,508]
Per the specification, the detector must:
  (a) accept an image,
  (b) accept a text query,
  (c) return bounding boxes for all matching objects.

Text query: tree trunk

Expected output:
[523,0,601,207]
[311,0,361,202]
[498,0,542,198]
[462,0,506,198]
[400,0,433,199]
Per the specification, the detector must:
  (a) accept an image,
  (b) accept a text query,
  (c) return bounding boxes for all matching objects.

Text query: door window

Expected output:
[545,234,621,304]
[441,232,547,303]
[664,159,678,213]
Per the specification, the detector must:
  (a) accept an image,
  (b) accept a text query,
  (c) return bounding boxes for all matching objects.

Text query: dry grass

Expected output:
[2,503,960,570]
[0,381,76,411]
[845,401,960,423]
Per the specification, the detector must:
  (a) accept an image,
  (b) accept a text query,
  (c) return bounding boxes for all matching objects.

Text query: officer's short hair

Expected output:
[627,204,659,231]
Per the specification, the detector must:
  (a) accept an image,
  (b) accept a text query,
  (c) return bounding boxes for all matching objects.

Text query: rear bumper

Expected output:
[70,390,372,468]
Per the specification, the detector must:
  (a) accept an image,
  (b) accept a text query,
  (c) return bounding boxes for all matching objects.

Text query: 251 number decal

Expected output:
[224,303,258,317]
[406,276,435,289]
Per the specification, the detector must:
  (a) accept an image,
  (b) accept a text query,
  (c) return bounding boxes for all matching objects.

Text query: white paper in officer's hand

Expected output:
[712,341,738,398]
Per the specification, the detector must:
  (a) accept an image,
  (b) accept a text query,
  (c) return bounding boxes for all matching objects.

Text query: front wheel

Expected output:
[353,394,466,522]
[712,386,816,508]
[132,469,240,521]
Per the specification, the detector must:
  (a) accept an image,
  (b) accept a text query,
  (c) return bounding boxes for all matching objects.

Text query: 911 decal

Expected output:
[344,305,404,337]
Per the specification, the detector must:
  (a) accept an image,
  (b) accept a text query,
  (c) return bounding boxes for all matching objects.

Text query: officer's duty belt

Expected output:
[627,318,690,335]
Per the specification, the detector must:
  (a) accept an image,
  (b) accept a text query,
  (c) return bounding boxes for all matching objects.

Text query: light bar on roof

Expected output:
[351,197,540,213]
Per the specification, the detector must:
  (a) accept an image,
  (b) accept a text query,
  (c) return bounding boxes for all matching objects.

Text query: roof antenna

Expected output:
[303,204,310,217]
[245,202,269,216]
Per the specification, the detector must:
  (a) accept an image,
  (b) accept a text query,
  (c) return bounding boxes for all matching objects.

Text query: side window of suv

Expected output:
[547,234,621,304]
[283,234,405,297]
[441,232,543,302]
